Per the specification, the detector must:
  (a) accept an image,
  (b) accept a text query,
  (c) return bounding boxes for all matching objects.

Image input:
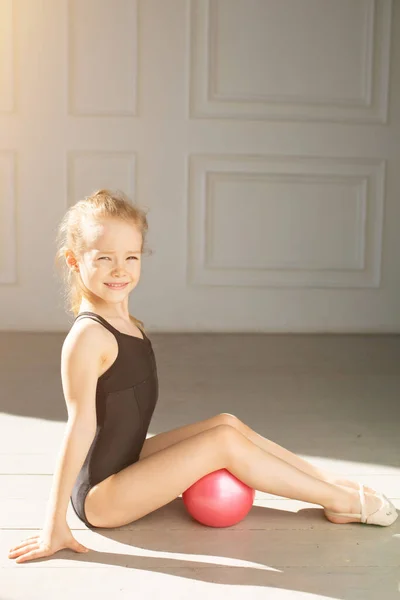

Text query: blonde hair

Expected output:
[54,189,151,331]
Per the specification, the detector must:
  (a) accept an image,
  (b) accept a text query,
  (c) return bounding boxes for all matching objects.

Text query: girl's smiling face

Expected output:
[68,217,143,307]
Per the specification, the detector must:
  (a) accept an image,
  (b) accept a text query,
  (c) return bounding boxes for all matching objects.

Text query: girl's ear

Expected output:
[65,251,78,270]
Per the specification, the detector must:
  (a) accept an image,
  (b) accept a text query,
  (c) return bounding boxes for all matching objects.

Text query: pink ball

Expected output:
[182,469,255,527]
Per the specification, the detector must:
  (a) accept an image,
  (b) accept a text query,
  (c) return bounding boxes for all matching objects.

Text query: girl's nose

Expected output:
[111,264,126,275]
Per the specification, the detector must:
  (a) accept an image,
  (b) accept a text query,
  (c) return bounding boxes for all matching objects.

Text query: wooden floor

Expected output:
[1,331,399,600]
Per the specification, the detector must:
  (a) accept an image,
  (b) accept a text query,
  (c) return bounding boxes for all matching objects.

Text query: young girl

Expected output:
[8,190,397,564]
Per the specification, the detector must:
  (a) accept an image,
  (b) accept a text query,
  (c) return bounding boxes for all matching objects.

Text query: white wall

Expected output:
[0,0,399,332]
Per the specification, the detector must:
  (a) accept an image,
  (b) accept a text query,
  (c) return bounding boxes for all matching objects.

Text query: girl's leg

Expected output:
[88,424,378,528]
[139,413,373,492]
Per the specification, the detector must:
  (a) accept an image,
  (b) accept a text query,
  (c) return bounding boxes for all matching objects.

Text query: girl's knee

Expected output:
[211,424,241,455]
[214,412,241,430]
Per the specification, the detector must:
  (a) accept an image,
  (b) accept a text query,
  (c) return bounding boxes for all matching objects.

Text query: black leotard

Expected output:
[69,311,159,528]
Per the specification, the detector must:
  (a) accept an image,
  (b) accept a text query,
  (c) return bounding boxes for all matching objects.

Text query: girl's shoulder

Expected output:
[63,316,115,363]
[61,320,109,426]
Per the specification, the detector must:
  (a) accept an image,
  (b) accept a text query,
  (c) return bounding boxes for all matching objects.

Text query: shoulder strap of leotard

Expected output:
[74,312,117,336]
[74,311,147,340]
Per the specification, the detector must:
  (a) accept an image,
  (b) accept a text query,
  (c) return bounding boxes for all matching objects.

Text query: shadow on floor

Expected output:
[31,500,400,599]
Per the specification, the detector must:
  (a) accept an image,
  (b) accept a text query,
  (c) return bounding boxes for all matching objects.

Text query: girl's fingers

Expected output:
[9,536,40,551]
[15,548,48,563]
[9,543,39,558]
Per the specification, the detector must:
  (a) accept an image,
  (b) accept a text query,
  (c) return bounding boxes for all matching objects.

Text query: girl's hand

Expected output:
[8,524,89,563]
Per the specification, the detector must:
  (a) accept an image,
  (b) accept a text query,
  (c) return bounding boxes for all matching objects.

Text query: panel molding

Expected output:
[67,151,137,206]
[204,172,367,272]
[187,155,385,288]
[189,0,392,123]
[67,0,138,116]
[0,0,14,113]
[0,153,17,284]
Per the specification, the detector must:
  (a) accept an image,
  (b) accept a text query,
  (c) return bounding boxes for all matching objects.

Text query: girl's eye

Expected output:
[98,256,138,260]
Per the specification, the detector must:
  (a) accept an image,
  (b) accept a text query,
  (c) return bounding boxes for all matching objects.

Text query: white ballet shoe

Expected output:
[382,493,397,514]
[357,484,397,515]
[325,485,398,526]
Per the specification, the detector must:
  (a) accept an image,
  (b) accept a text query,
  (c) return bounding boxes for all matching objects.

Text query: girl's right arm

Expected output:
[44,323,106,526]
[8,322,107,563]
